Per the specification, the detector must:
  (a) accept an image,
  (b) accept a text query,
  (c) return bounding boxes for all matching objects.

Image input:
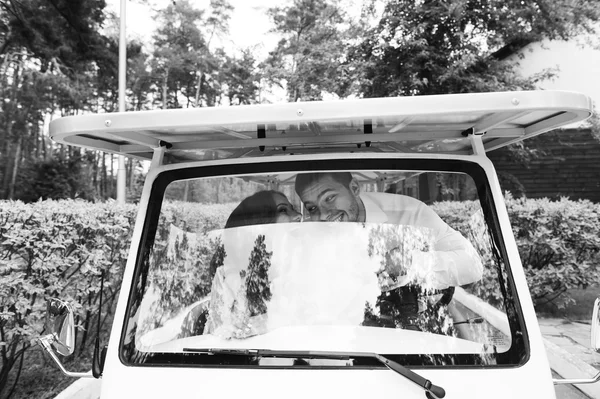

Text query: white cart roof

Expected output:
[50,90,593,162]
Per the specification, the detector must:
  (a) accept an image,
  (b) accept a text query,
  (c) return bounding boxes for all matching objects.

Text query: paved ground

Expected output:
[540,318,600,370]
[540,318,600,399]
[553,371,593,399]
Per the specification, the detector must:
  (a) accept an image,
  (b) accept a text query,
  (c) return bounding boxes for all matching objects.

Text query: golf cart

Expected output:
[40,91,600,398]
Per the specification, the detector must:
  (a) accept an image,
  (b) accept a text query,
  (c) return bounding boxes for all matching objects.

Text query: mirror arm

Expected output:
[38,334,95,379]
[554,297,600,386]
[554,372,600,385]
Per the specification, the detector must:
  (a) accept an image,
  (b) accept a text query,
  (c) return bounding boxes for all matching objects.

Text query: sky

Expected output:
[105,0,363,57]
[105,0,281,58]
[105,0,313,59]
[104,0,599,111]
[104,0,363,103]
[104,0,290,102]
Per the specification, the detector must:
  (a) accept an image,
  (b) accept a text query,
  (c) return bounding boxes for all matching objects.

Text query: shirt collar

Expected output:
[361,193,388,223]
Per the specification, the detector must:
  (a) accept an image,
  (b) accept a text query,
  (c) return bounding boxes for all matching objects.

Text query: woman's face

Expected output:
[273,193,302,223]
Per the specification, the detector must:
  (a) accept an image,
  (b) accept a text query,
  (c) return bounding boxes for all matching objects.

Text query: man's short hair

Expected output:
[294,172,353,194]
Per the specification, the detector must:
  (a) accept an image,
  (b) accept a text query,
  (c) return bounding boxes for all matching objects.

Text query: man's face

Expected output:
[297,174,362,222]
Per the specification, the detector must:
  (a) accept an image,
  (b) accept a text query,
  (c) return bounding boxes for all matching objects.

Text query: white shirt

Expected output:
[361,192,483,289]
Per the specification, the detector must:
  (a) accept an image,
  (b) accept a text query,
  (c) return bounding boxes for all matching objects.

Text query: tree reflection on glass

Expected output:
[136,223,224,343]
[207,234,273,339]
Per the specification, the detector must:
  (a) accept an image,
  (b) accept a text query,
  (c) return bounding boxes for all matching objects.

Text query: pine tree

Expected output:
[245,235,273,317]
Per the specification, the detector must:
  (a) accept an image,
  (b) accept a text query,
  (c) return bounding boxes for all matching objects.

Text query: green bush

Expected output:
[2,196,600,397]
[0,199,240,398]
[433,195,600,309]
[507,196,600,308]
[0,199,137,398]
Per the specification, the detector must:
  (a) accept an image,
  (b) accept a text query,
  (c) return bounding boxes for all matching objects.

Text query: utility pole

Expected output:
[116,0,127,203]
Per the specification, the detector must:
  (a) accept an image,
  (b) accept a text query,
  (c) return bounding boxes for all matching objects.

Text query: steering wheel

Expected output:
[431,286,455,310]
[367,285,455,333]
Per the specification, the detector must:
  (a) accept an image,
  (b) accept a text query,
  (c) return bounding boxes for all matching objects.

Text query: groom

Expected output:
[294,171,483,290]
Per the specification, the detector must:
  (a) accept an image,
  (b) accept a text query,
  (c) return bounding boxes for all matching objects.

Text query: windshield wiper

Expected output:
[183,348,445,399]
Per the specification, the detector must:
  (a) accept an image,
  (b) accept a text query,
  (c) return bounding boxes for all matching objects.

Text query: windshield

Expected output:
[121,159,526,367]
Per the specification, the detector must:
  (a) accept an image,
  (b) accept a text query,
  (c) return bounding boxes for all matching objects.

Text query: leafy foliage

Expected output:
[1,0,111,74]
[0,199,236,395]
[0,0,149,203]
[433,195,600,309]
[350,0,600,97]
[264,0,352,101]
[508,195,600,308]
[2,192,600,394]
[149,0,253,108]
[221,50,263,105]
[14,156,96,202]
[0,199,136,397]
[151,0,208,108]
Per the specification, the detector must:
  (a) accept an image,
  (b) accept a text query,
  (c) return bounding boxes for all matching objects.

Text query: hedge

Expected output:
[1,196,600,397]
[0,199,234,398]
[432,195,600,309]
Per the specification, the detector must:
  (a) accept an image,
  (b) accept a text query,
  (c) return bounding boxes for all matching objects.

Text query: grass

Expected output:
[3,344,93,399]
[3,312,112,399]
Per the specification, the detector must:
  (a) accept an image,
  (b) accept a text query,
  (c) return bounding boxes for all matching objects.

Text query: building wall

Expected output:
[497,34,600,202]
[487,129,600,202]
[511,37,600,116]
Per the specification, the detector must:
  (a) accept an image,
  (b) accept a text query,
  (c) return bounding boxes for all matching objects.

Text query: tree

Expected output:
[264,0,352,101]
[0,0,110,72]
[198,0,233,106]
[345,0,600,191]
[244,234,272,317]
[151,0,205,109]
[95,13,150,113]
[220,49,262,105]
[15,155,95,202]
[350,0,600,98]
[0,0,117,201]
[150,0,233,109]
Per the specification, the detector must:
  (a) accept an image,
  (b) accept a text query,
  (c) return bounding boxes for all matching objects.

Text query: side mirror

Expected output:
[591,297,600,352]
[38,298,92,378]
[46,298,76,356]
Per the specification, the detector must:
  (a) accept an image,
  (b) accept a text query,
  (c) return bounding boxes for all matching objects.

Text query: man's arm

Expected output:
[369,192,484,290]
[410,205,484,290]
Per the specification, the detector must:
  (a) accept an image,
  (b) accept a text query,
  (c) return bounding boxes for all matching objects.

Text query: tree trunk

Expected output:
[162,71,168,109]
[1,141,12,199]
[41,133,47,160]
[7,136,22,199]
[34,126,40,160]
[0,338,19,398]
[183,181,190,202]
[4,344,26,399]
[125,158,131,195]
[102,152,107,199]
[195,71,202,107]
[1,57,21,198]
[92,151,98,197]
[110,153,114,199]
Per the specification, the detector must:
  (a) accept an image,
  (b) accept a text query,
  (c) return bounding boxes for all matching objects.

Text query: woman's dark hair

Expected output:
[225,190,285,229]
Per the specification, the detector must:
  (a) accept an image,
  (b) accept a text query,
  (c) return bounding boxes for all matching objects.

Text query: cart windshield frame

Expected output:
[119,157,529,368]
